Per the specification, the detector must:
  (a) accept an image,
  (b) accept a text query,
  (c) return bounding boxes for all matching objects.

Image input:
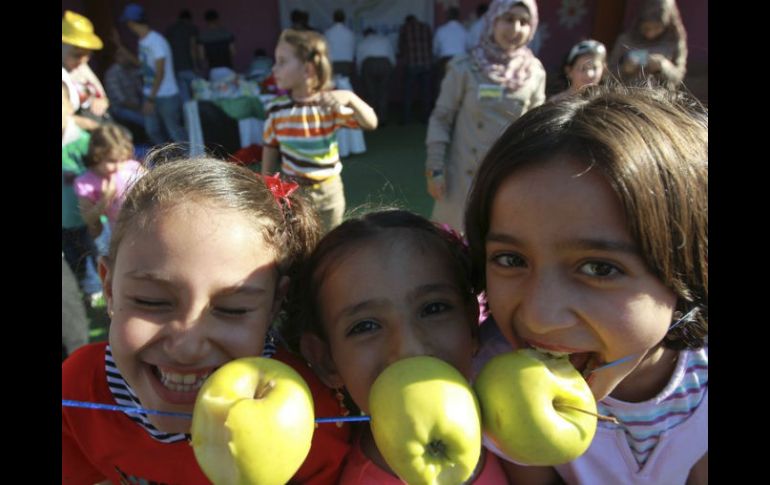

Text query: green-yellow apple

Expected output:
[191,357,315,485]
[474,349,597,466]
[369,356,482,485]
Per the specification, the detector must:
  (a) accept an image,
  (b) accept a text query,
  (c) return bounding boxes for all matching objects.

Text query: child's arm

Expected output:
[320,90,378,130]
[78,197,106,238]
[686,452,707,485]
[261,146,280,176]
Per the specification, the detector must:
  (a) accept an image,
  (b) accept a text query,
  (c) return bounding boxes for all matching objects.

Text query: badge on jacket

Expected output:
[478,84,504,100]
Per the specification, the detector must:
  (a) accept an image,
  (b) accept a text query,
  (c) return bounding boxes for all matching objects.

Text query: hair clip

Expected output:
[438,223,469,249]
[260,173,299,208]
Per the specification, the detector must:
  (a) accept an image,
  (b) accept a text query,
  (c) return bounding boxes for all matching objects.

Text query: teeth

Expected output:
[157,368,212,392]
[531,345,570,358]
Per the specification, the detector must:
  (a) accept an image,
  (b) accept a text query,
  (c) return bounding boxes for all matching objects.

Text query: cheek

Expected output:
[332,345,377,412]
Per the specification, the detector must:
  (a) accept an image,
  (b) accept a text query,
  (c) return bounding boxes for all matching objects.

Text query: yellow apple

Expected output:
[474,349,597,466]
[191,357,315,485]
[369,356,482,485]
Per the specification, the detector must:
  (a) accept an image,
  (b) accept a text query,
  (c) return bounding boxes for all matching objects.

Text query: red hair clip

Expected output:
[261,173,299,208]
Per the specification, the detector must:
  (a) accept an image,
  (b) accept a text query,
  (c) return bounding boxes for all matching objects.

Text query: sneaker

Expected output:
[89,291,106,309]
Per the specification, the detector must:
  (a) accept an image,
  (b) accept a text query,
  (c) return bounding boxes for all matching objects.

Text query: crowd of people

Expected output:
[62,1,706,484]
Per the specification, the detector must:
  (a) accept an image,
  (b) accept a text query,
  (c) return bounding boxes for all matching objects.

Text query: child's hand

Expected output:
[646,54,667,73]
[621,57,640,75]
[142,100,155,115]
[427,174,446,200]
[318,90,353,112]
[102,176,117,201]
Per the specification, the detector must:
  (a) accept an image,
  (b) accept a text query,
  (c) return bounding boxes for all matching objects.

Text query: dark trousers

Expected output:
[402,65,432,123]
[361,57,393,123]
[62,225,100,294]
[332,61,355,80]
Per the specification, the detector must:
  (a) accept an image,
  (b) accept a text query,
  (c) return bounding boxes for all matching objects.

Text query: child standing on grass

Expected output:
[289,210,507,483]
[261,28,377,233]
[75,124,145,240]
[63,157,351,485]
[464,84,707,484]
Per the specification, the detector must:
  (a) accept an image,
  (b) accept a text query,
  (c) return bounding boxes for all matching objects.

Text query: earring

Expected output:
[334,387,350,428]
[108,309,114,318]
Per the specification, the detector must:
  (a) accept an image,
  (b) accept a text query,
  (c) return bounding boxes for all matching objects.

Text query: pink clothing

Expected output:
[74,160,143,225]
[338,440,507,484]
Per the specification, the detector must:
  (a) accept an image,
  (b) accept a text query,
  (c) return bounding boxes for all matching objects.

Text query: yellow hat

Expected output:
[62,10,103,50]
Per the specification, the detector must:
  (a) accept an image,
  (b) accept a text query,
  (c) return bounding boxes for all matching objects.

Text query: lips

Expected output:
[523,339,604,377]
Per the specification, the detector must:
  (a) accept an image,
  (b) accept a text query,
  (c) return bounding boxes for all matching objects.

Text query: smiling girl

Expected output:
[465,85,707,484]
[63,157,351,485]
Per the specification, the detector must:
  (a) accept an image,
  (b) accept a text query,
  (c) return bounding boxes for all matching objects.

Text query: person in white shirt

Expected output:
[324,9,356,79]
[433,7,468,97]
[118,3,187,145]
[356,28,396,124]
[466,3,489,51]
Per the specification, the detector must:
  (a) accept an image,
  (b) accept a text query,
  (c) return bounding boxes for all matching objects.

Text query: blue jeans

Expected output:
[403,65,432,123]
[62,225,101,295]
[175,70,198,104]
[144,94,188,146]
[109,105,145,127]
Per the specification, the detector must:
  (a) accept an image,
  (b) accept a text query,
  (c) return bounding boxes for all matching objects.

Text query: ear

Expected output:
[97,256,114,316]
[300,331,344,389]
[305,61,318,81]
[564,65,573,81]
[269,275,290,322]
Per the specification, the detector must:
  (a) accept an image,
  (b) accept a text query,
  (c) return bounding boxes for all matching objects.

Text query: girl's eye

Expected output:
[421,302,450,317]
[491,253,527,268]
[346,320,380,337]
[579,261,622,278]
[132,298,170,309]
[214,307,252,317]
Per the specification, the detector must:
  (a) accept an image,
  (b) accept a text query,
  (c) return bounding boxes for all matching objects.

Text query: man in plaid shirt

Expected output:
[398,15,433,124]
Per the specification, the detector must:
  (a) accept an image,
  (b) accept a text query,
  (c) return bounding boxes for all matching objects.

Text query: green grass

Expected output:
[342,121,433,219]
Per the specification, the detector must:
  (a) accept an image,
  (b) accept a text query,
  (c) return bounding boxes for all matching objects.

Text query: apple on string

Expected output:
[369,356,482,485]
[474,349,601,466]
[190,357,315,485]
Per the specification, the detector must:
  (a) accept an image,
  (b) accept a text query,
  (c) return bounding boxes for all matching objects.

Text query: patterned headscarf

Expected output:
[470,0,539,92]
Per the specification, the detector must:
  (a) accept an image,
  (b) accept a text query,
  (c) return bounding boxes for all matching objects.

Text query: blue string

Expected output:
[61,399,371,423]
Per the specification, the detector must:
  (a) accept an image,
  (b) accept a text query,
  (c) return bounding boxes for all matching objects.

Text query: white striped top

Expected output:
[597,347,708,469]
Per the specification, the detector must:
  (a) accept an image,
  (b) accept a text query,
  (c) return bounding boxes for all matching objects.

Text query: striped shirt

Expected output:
[597,347,708,469]
[104,333,277,443]
[262,95,359,181]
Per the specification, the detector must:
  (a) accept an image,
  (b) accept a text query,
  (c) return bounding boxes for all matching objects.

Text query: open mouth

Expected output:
[151,366,216,394]
[526,343,604,378]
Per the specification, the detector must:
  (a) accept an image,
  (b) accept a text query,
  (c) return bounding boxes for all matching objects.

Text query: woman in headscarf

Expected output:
[607,0,688,90]
[425,0,545,232]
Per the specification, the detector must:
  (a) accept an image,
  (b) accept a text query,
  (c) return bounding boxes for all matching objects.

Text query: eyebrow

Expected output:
[486,233,638,255]
[125,271,268,296]
[337,283,461,319]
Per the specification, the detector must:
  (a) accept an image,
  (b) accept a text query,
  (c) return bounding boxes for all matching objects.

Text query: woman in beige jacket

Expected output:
[426,0,545,232]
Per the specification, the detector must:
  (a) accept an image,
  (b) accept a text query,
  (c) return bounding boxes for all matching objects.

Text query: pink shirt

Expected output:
[74,160,144,226]
[338,440,507,485]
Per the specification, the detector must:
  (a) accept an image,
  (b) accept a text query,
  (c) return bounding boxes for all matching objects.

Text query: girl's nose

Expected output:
[162,314,211,365]
[517,272,577,335]
[386,319,431,366]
